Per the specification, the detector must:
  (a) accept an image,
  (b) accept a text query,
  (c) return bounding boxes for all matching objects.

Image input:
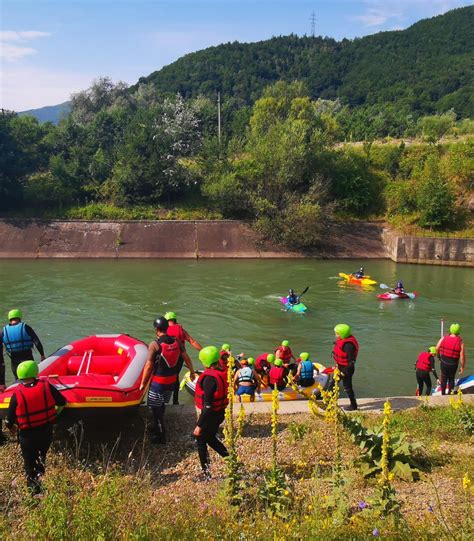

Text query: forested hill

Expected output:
[136,6,474,117]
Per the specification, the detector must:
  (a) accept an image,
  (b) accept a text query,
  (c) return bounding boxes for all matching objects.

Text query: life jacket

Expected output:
[151,336,181,385]
[438,335,462,360]
[15,380,57,430]
[269,366,285,387]
[332,336,359,367]
[218,351,229,370]
[255,353,270,372]
[300,360,314,380]
[416,352,433,371]
[2,323,33,354]
[238,366,255,384]
[167,323,186,344]
[195,368,229,411]
[275,346,292,362]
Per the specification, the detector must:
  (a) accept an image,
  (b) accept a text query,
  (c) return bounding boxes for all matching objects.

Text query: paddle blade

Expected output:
[379,283,390,289]
[299,286,310,296]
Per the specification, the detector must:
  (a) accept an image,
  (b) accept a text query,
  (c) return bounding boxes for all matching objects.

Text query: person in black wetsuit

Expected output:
[0,309,45,444]
[333,323,359,411]
[6,360,66,494]
[415,346,439,396]
[287,289,299,305]
[353,267,365,279]
[193,346,229,480]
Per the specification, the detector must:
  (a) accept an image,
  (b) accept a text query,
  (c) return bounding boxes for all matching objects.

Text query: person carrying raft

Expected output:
[193,346,229,481]
[234,358,258,402]
[296,352,315,387]
[415,346,439,396]
[436,323,466,395]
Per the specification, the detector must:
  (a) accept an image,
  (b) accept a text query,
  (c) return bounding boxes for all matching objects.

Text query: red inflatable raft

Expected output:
[0,334,148,417]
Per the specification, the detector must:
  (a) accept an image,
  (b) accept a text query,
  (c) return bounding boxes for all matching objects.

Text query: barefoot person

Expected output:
[193,346,229,480]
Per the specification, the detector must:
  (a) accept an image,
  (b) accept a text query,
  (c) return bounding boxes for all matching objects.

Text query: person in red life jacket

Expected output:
[415,346,439,396]
[218,343,232,371]
[0,309,46,445]
[275,340,295,363]
[233,358,258,402]
[392,280,405,296]
[333,323,359,411]
[139,317,195,444]
[164,312,200,405]
[436,323,466,395]
[193,346,229,480]
[5,360,66,495]
[255,353,273,390]
[296,352,315,387]
[269,358,287,392]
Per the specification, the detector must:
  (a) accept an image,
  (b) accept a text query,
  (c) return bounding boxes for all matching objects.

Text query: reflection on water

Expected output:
[0,259,472,399]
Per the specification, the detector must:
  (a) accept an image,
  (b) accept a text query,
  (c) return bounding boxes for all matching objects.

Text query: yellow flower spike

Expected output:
[462,472,471,491]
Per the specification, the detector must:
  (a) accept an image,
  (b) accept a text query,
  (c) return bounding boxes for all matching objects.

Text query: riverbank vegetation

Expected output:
[1,395,472,539]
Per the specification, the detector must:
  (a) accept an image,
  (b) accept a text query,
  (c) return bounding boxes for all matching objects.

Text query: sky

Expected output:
[1,0,472,111]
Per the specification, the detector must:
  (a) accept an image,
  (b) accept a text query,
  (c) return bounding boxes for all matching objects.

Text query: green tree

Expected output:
[418,111,456,144]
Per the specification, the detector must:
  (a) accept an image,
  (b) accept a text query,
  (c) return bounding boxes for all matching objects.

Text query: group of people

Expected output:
[352,267,405,294]
[0,305,467,489]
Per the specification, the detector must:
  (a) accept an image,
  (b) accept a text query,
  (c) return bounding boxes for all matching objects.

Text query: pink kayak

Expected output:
[377,292,417,300]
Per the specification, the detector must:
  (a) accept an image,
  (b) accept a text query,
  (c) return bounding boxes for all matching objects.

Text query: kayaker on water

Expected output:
[415,346,439,396]
[333,323,359,411]
[392,281,405,295]
[353,267,365,279]
[0,309,46,445]
[5,360,66,495]
[436,323,466,395]
[193,346,229,480]
[164,311,202,405]
[140,316,195,444]
[287,289,299,306]
[234,358,258,402]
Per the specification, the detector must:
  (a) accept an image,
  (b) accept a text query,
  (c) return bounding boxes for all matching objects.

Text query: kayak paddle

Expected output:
[299,286,310,297]
[379,283,390,289]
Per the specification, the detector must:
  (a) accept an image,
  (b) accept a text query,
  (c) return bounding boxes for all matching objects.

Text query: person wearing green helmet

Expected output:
[5,360,66,495]
[296,352,315,387]
[415,346,439,396]
[275,340,295,363]
[193,346,229,480]
[164,311,201,405]
[436,323,466,395]
[333,324,359,411]
[218,344,232,370]
[269,358,287,391]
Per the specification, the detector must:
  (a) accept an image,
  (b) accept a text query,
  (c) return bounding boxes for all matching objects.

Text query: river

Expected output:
[0,259,472,398]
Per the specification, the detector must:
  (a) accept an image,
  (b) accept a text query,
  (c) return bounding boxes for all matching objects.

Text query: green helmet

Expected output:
[221,343,231,352]
[429,346,437,355]
[300,352,310,361]
[281,340,289,347]
[8,309,22,321]
[274,359,283,367]
[164,311,177,321]
[334,323,351,340]
[199,346,220,368]
[17,360,38,380]
[267,353,275,363]
[450,323,460,335]
[247,357,255,365]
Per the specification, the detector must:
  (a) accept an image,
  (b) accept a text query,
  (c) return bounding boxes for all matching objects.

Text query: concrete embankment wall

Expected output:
[0,219,386,259]
[382,228,474,267]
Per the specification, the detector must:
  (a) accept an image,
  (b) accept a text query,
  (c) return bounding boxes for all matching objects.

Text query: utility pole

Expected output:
[310,11,316,37]
[217,92,221,145]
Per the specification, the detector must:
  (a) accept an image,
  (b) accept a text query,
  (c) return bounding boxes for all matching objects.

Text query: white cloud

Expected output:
[0,30,52,62]
[0,31,51,41]
[0,66,93,111]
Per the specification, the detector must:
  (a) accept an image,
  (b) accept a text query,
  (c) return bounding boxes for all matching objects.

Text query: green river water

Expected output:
[0,259,472,398]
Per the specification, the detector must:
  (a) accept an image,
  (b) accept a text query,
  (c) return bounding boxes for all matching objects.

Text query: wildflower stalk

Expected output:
[271,386,279,470]
[236,404,246,439]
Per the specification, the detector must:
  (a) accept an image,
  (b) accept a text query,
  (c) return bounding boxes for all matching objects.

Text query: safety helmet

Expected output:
[16,360,38,380]
[429,346,437,355]
[247,357,255,365]
[274,359,283,367]
[199,346,220,368]
[240,358,248,366]
[164,311,177,321]
[397,281,403,288]
[221,343,231,352]
[153,316,169,332]
[450,323,460,335]
[8,309,22,321]
[300,352,310,361]
[267,353,275,363]
[359,267,364,272]
[281,340,289,347]
[289,289,295,295]
[334,323,351,339]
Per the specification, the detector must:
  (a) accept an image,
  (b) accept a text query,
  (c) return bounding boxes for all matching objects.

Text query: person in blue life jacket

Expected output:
[0,309,46,445]
[233,358,258,402]
[353,267,365,279]
[295,352,315,387]
[287,289,299,306]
